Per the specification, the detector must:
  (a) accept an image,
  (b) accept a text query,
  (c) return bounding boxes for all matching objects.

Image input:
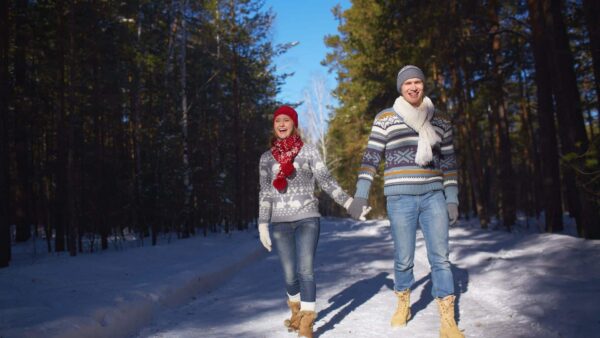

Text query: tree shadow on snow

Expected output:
[314,272,394,336]
[410,263,469,323]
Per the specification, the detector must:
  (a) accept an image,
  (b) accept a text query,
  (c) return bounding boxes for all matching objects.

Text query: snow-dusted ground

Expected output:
[0,230,265,338]
[1,217,599,338]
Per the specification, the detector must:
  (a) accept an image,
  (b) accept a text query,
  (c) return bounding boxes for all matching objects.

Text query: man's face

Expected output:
[400,78,424,107]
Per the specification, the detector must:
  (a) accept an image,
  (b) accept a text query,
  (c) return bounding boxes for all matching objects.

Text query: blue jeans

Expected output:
[271,217,320,302]
[387,190,454,298]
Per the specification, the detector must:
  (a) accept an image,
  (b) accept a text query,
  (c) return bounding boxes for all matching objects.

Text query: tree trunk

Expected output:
[228,0,243,231]
[90,42,109,250]
[543,0,600,238]
[517,60,541,219]
[0,0,11,267]
[466,72,490,228]
[67,0,77,256]
[53,0,68,252]
[527,0,563,232]
[452,62,489,227]
[582,0,600,114]
[205,4,221,236]
[180,0,193,237]
[129,5,144,240]
[13,0,32,242]
[488,0,516,230]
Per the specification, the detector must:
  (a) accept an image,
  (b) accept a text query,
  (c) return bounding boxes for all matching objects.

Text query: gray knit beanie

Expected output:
[396,65,425,93]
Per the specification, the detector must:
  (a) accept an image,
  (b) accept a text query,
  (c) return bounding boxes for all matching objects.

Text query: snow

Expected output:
[1,217,599,338]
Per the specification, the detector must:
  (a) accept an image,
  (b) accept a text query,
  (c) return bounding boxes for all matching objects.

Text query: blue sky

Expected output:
[264,0,350,119]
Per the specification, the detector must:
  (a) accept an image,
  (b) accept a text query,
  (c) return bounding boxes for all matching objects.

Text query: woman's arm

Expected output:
[258,154,273,225]
[309,146,352,209]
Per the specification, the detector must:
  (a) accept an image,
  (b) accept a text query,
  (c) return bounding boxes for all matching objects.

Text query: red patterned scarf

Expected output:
[271,134,304,191]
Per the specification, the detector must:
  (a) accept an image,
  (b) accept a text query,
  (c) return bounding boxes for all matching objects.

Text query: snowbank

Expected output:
[0,230,265,338]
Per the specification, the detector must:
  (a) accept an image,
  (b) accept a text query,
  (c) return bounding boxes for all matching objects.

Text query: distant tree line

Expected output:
[324,0,600,239]
[0,0,287,267]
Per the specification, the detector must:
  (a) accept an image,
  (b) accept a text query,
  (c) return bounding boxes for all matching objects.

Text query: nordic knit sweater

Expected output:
[355,108,459,204]
[258,143,352,225]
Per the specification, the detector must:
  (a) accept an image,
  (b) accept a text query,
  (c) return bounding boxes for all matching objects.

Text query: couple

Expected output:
[257,65,464,338]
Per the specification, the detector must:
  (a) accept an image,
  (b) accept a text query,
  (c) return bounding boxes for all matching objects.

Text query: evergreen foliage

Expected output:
[0,0,285,263]
[323,0,600,238]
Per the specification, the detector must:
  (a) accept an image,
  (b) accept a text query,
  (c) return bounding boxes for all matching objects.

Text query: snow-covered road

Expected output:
[135,218,600,338]
[3,217,598,338]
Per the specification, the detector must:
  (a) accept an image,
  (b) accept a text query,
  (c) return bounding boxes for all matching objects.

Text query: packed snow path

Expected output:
[135,218,600,338]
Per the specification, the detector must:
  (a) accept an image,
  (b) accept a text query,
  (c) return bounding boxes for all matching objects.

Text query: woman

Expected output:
[257,105,361,338]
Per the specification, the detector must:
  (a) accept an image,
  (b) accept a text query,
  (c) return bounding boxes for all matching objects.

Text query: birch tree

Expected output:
[303,75,332,167]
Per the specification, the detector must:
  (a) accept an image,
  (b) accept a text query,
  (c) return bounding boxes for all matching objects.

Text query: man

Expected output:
[347,65,464,337]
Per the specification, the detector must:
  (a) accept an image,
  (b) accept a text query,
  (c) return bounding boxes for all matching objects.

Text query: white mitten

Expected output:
[359,206,372,221]
[447,203,459,225]
[258,223,272,252]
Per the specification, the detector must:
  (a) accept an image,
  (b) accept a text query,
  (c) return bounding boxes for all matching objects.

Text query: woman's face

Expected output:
[274,114,295,139]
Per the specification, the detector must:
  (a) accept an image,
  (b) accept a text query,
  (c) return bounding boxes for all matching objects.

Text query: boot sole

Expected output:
[390,314,412,327]
[284,320,298,332]
[391,322,409,328]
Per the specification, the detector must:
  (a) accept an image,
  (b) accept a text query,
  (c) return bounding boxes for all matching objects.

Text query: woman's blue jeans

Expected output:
[387,190,455,298]
[271,217,320,302]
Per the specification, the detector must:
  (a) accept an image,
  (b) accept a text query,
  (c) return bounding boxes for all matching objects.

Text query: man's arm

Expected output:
[440,126,458,205]
[355,114,388,199]
[440,123,459,225]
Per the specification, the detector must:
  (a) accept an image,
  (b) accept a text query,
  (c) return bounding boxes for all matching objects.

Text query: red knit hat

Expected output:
[273,105,298,127]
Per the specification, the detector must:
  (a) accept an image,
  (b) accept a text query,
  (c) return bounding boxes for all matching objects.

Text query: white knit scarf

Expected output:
[392,96,440,166]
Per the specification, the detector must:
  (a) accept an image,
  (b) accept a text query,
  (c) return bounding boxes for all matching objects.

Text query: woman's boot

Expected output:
[391,288,411,327]
[436,295,464,338]
[284,300,301,332]
[297,310,317,338]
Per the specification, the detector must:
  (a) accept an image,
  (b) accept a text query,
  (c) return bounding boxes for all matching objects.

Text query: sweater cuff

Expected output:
[343,197,353,210]
[444,186,459,205]
[355,179,372,199]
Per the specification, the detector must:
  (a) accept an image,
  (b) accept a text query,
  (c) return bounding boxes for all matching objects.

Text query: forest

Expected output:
[0,0,286,267]
[1,0,599,269]
[323,0,600,239]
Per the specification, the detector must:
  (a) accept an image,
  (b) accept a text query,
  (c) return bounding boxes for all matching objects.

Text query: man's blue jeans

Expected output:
[271,217,320,302]
[387,190,454,298]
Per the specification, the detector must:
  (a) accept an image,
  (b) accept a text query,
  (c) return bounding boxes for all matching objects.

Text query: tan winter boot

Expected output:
[390,288,411,327]
[297,310,317,338]
[436,295,465,338]
[284,300,301,332]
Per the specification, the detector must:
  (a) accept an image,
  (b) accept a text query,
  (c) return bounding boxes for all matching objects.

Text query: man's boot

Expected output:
[297,310,317,338]
[436,295,465,338]
[391,288,411,327]
[284,300,301,332]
